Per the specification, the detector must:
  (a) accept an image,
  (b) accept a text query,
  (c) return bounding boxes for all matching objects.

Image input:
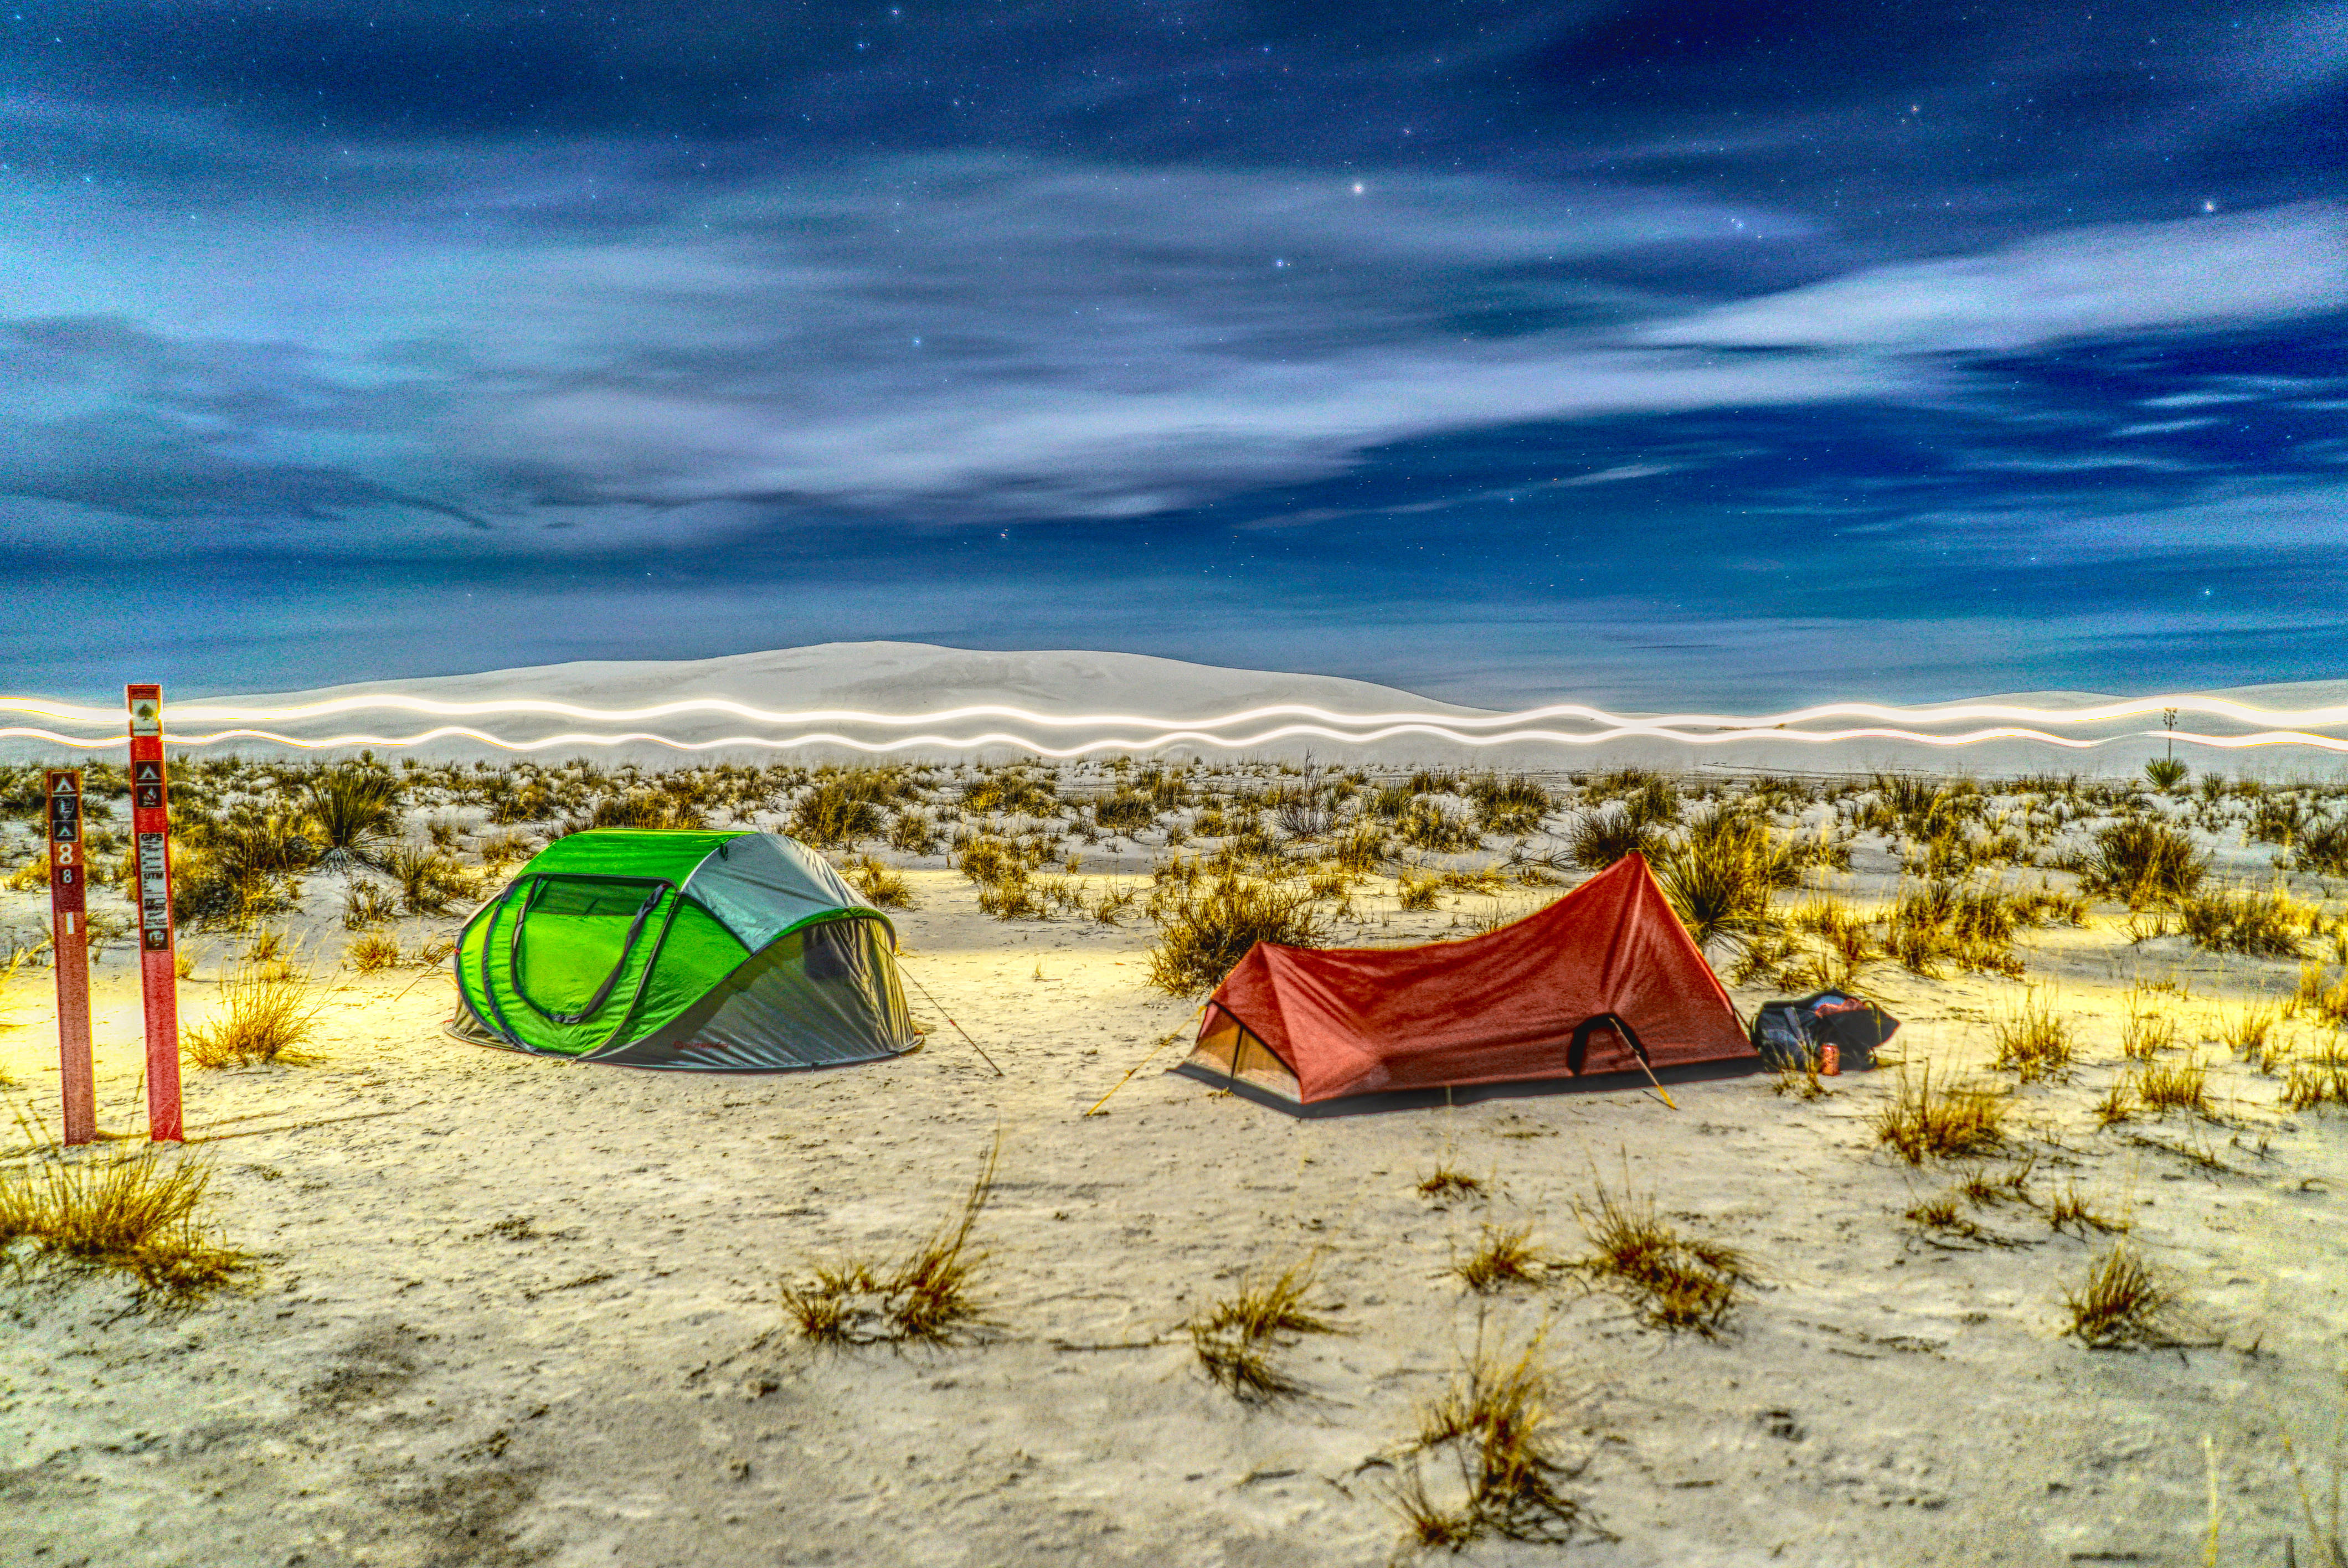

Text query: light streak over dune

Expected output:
[3,724,2346,755]
[4,692,2348,735]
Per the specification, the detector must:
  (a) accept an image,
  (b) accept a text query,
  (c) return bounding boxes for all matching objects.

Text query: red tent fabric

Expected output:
[1185,854,1752,1104]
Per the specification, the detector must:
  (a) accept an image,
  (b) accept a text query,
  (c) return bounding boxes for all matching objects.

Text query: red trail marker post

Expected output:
[127,684,182,1142]
[45,770,96,1145]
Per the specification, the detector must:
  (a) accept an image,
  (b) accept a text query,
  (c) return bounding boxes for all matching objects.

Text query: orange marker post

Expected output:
[126,685,182,1142]
[45,770,96,1145]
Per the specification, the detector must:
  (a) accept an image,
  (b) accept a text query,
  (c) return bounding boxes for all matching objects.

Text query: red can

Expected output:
[1820,1043,1841,1076]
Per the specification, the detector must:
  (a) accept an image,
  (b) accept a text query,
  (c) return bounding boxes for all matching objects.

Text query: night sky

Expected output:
[4,2,2345,706]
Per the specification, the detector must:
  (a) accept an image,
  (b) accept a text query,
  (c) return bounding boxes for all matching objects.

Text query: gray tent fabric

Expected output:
[589,920,914,1070]
[677,832,869,952]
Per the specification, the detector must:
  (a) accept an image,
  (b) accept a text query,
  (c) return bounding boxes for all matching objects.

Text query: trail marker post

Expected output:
[127,684,182,1142]
[45,770,96,1145]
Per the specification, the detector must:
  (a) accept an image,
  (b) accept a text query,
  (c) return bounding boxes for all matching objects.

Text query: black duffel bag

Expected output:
[1750,992,1899,1071]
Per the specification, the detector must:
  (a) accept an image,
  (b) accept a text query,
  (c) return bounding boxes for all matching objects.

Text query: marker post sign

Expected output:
[45,770,96,1145]
[127,685,182,1142]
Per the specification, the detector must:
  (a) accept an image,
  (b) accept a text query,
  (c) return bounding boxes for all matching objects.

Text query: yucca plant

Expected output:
[302,766,403,865]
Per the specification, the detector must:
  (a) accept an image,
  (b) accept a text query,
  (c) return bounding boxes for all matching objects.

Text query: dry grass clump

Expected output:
[1569,1178,1750,1333]
[339,878,399,930]
[2181,885,2307,958]
[1872,1065,2007,1163]
[345,932,402,973]
[1144,874,1325,996]
[2282,1052,2348,1113]
[1654,807,1796,952]
[2122,988,2180,1060]
[2047,1181,2130,1236]
[2131,1055,2212,1117]
[1395,871,1442,911]
[2080,818,2208,908]
[302,765,403,861]
[841,853,915,910]
[1451,1222,1559,1293]
[1990,991,2077,1082]
[380,842,475,915]
[1883,878,2026,978]
[182,964,322,1067]
[1567,806,1660,871]
[2217,1002,2283,1061]
[781,1140,996,1346]
[2296,962,2348,1030]
[477,830,535,870]
[2062,1244,2171,1348]
[1386,1328,1585,1552]
[1417,1165,1487,1201]
[0,1141,251,1303]
[790,772,902,846]
[1188,1256,1337,1401]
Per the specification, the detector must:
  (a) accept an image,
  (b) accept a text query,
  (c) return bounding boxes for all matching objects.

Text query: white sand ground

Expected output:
[8,642,2345,775]
[4,833,2348,1567]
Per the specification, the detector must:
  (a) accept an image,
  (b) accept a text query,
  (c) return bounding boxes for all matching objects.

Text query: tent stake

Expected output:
[1083,1022,1193,1117]
[1634,1053,1679,1111]
[899,964,1003,1076]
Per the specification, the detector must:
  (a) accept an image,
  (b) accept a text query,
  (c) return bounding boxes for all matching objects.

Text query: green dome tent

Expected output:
[446,829,918,1071]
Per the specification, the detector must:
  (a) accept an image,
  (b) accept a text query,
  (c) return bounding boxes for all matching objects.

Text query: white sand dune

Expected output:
[13,641,2345,775]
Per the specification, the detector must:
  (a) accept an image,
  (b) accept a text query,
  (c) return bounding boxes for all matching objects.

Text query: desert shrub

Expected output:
[2180,885,2306,958]
[1469,775,1550,835]
[485,780,557,824]
[1094,790,1158,833]
[573,789,707,832]
[1189,1256,1337,1401]
[2298,816,2348,877]
[2080,818,2208,908]
[302,765,403,859]
[2144,757,2189,792]
[787,782,882,847]
[1587,768,1680,827]
[885,807,940,855]
[0,1142,250,1303]
[477,830,535,870]
[1385,1329,1584,1552]
[961,769,1056,816]
[183,965,321,1067]
[1990,991,2077,1082]
[1883,879,2023,978]
[1872,1066,2006,1162]
[842,854,914,910]
[781,1139,995,1345]
[1145,875,1325,996]
[1397,798,1478,853]
[1329,821,1387,873]
[1396,871,1442,911]
[1569,1177,1750,1333]
[345,932,402,973]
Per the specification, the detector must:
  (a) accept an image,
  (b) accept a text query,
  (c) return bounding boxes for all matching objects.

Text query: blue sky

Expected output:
[3,2,2345,706]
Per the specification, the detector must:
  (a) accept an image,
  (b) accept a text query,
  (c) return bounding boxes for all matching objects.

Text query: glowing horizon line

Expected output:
[5,723,2347,756]
[4,691,2348,733]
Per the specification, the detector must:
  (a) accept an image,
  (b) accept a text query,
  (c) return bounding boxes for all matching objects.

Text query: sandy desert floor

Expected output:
[4,775,2348,1567]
